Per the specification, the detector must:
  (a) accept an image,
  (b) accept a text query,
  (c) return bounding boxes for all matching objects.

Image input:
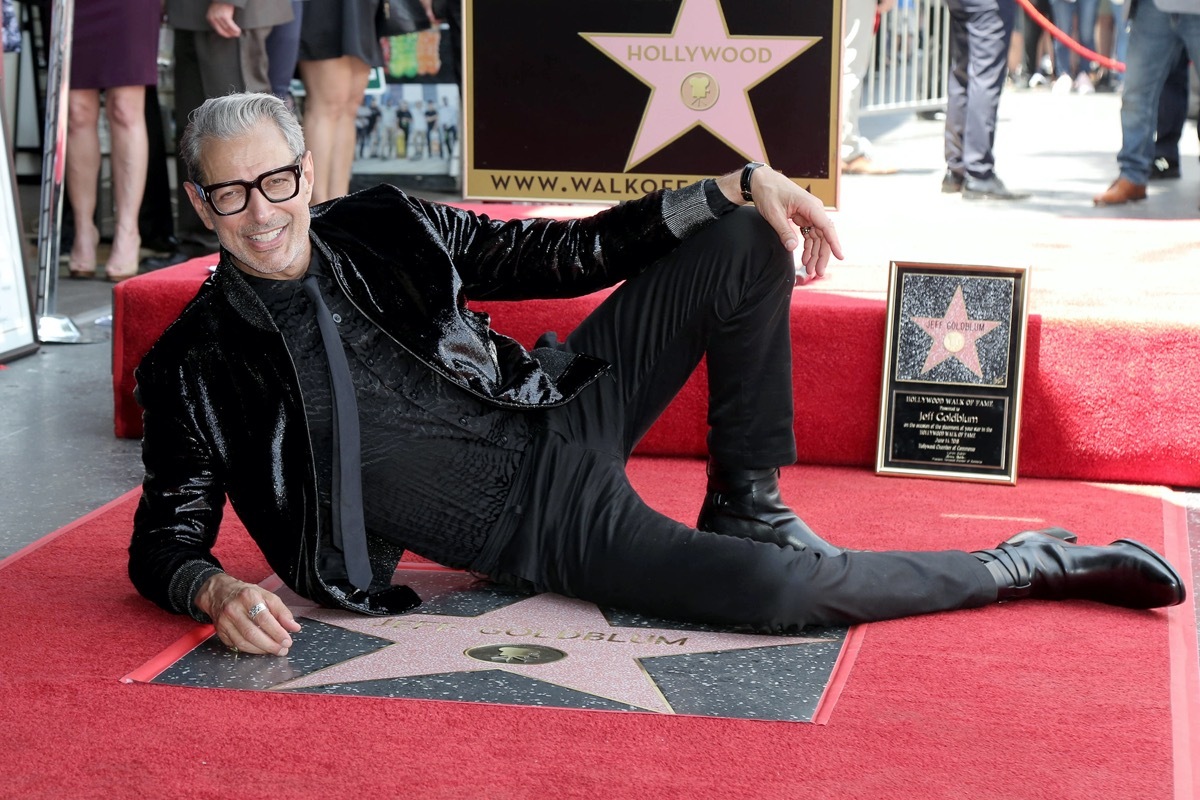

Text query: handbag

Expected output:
[376,0,433,38]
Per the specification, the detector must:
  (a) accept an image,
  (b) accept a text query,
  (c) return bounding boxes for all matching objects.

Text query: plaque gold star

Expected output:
[910,285,1002,378]
[581,0,819,170]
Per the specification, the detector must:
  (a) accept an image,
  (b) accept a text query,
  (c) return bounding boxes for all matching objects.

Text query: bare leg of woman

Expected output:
[298,55,371,204]
[103,85,147,281]
[66,89,102,277]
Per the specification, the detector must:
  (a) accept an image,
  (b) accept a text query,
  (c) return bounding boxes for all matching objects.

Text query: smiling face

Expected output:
[184,120,315,281]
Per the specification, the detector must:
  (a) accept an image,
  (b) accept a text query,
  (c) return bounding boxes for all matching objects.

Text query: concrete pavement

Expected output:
[828,89,1200,322]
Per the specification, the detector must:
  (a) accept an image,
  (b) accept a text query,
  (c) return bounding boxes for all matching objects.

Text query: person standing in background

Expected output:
[841,0,898,175]
[1092,0,1200,206]
[148,0,294,270]
[297,0,384,203]
[1149,49,1198,179]
[64,0,160,281]
[1049,0,1101,93]
[1011,0,1055,86]
[942,0,1030,200]
[266,1,306,109]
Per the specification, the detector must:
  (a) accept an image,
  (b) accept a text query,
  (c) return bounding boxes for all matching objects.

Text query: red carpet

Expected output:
[1,461,1194,799]
[110,225,1200,488]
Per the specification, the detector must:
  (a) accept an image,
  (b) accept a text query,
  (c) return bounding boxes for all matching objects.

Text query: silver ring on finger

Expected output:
[248,602,268,620]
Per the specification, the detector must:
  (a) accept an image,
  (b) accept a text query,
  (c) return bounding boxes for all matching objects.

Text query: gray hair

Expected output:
[179,92,306,185]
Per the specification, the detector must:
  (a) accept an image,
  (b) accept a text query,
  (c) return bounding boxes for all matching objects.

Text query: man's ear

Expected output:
[301,151,315,204]
[183,181,217,232]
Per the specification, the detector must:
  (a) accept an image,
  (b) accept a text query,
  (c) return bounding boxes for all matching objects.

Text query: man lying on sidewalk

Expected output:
[129,93,1183,656]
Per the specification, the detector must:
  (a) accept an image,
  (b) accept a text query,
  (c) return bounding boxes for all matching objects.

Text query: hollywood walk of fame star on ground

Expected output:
[272,590,833,714]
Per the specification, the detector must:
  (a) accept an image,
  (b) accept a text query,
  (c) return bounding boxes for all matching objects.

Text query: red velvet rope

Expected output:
[1015,0,1126,73]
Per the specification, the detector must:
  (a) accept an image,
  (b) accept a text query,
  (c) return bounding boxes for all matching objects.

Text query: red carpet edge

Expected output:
[1164,498,1200,800]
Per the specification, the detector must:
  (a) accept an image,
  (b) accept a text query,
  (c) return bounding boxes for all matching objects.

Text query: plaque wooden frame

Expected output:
[875,261,1030,484]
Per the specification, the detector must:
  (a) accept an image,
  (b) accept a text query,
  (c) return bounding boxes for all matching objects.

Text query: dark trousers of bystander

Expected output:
[945,0,1018,181]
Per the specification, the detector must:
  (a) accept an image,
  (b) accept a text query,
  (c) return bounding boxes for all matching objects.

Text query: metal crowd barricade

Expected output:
[861,0,951,117]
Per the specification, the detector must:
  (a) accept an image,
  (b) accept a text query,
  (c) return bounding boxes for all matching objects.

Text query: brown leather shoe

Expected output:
[1093,177,1147,206]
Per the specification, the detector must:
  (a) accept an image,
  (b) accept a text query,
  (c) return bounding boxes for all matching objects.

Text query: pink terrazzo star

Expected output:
[275,591,831,713]
[910,286,1002,377]
[581,0,818,169]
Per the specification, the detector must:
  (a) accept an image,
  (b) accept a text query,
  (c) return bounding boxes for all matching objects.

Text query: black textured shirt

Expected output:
[247,251,534,578]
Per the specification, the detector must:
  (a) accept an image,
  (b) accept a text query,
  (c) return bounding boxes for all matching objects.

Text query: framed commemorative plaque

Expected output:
[0,98,37,362]
[464,0,842,206]
[876,261,1030,484]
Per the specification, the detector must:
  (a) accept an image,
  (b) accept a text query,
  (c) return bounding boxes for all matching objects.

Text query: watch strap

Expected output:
[740,161,766,202]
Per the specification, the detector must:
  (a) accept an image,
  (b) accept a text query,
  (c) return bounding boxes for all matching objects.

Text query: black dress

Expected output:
[70,0,161,89]
[299,0,384,67]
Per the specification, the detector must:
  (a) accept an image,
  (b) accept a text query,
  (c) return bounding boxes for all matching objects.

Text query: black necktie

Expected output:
[302,275,373,592]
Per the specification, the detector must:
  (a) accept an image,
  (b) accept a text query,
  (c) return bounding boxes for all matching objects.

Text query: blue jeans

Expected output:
[1117,1,1200,184]
[1050,0,1099,77]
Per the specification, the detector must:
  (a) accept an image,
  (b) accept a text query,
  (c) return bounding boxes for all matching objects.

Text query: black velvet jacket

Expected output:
[128,181,720,617]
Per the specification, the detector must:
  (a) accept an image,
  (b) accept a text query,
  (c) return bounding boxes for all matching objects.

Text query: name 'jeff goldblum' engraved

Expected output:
[375,618,689,646]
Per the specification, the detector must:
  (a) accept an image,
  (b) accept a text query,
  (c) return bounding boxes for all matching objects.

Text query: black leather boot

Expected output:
[974,529,1185,609]
[696,465,843,557]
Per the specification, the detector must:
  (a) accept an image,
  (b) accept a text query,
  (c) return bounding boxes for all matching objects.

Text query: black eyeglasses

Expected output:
[195,157,303,216]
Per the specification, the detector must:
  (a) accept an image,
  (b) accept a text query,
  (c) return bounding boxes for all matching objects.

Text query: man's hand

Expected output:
[206,2,241,38]
[195,572,301,656]
[716,166,845,281]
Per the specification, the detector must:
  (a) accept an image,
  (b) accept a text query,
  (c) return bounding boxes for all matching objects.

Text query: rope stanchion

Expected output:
[1015,0,1125,73]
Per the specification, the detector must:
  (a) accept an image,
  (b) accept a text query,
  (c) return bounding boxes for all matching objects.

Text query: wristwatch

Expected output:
[740,161,767,202]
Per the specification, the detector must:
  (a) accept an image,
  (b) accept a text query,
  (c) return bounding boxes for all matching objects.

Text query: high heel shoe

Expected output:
[67,223,100,278]
[105,233,142,282]
[105,265,140,282]
[67,262,97,279]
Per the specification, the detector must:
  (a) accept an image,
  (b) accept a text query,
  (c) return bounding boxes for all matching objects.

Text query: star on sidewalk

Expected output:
[581,0,818,170]
[274,592,831,713]
[910,285,1002,377]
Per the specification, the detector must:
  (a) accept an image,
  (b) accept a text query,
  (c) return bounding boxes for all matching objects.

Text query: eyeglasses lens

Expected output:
[210,168,300,215]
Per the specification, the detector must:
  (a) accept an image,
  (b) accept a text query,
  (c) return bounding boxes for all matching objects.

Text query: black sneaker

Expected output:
[1150,157,1180,180]
[962,174,1030,201]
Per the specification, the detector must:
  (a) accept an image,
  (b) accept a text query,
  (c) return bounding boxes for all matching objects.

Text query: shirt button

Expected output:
[367,358,375,366]
[459,416,469,425]
[500,435,508,445]
[332,313,343,324]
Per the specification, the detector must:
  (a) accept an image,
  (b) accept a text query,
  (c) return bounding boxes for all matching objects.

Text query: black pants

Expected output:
[945,0,1017,180]
[1155,49,1195,161]
[491,209,996,632]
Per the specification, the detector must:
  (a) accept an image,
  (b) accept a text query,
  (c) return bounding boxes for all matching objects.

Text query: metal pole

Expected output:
[34,0,82,343]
